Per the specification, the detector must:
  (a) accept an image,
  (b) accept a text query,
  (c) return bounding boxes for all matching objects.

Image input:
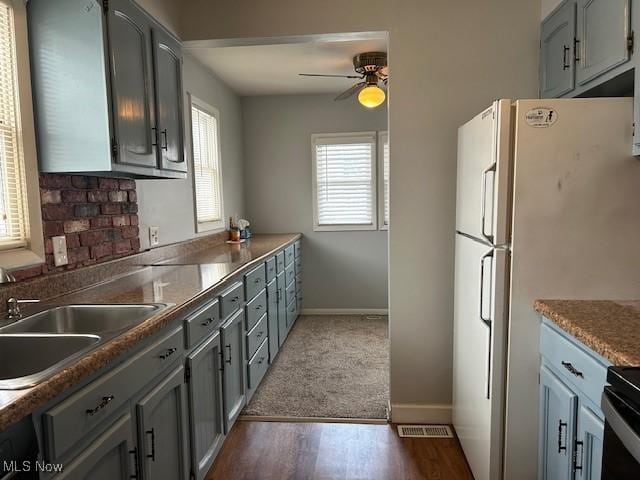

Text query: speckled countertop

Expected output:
[0,233,300,432]
[534,299,640,366]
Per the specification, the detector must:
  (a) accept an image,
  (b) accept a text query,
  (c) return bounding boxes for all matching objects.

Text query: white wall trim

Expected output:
[390,403,452,424]
[301,308,388,316]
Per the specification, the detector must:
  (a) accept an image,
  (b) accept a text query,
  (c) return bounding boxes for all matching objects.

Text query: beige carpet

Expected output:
[243,315,389,419]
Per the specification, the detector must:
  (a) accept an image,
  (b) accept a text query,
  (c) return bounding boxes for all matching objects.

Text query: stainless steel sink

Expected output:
[0,334,100,389]
[0,304,166,335]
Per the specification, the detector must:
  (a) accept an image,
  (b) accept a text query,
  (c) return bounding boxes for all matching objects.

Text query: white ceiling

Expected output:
[186,38,388,96]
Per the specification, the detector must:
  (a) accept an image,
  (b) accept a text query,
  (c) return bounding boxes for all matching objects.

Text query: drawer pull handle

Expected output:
[225,344,232,364]
[574,439,583,472]
[256,331,264,338]
[159,347,177,360]
[146,428,156,461]
[86,395,115,416]
[255,278,262,284]
[258,356,265,365]
[129,447,140,479]
[561,361,583,378]
[231,296,240,303]
[256,304,262,310]
[201,318,215,326]
[558,420,568,453]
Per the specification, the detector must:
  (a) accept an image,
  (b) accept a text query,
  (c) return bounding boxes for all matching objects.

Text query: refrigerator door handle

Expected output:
[479,249,493,400]
[480,163,497,244]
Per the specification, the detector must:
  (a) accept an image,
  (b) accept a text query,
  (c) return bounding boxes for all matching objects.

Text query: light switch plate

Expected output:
[52,236,68,266]
[149,226,160,247]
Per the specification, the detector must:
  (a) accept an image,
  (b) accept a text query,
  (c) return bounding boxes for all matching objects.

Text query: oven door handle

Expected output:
[602,391,640,464]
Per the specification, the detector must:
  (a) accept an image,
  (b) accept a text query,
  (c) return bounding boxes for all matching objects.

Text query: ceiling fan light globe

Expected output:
[358,85,386,108]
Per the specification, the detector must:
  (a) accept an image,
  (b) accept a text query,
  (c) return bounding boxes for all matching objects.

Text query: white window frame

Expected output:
[378,130,389,231]
[188,94,225,233]
[0,0,44,269]
[311,132,378,232]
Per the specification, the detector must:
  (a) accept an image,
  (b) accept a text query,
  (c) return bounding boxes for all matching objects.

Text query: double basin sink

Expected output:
[0,303,169,390]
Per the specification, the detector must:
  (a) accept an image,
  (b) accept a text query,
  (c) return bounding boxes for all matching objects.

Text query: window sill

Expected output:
[196,220,226,234]
[0,247,44,270]
[313,224,378,232]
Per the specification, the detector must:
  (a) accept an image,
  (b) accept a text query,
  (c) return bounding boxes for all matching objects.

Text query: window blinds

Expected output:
[191,103,222,224]
[314,135,376,227]
[0,1,29,250]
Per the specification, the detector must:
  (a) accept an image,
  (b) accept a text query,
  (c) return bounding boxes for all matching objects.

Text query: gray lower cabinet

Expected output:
[186,331,225,480]
[575,0,631,86]
[56,413,136,480]
[576,403,604,479]
[540,0,576,98]
[220,309,246,432]
[276,272,287,347]
[267,278,279,362]
[135,365,190,480]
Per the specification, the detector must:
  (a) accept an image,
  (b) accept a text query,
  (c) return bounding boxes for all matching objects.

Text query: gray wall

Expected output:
[541,0,563,19]
[178,5,540,476]
[137,54,245,249]
[242,94,388,310]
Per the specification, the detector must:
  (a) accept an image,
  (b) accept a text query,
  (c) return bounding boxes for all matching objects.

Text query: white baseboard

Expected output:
[301,308,389,316]
[390,403,452,424]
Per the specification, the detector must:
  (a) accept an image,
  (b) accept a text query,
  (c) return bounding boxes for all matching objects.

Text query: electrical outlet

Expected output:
[149,226,160,247]
[52,236,68,266]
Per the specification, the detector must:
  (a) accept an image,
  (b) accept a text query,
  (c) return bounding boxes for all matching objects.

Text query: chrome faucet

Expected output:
[6,298,40,321]
[0,267,15,284]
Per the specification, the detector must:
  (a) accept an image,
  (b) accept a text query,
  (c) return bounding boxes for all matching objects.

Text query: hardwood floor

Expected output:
[205,421,474,480]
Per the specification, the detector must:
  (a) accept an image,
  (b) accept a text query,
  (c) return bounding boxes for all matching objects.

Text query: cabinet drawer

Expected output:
[275,252,285,273]
[296,275,302,292]
[43,326,183,462]
[294,240,301,258]
[245,289,267,331]
[284,246,295,266]
[246,313,267,359]
[244,264,266,301]
[285,264,295,286]
[286,299,297,326]
[247,338,269,390]
[265,257,277,282]
[540,322,609,406]
[295,257,302,274]
[184,298,221,349]
[220,281,244,319]
[285,281,296,306]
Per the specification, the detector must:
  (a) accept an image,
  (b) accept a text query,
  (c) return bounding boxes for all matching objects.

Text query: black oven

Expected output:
[601,366,640,480]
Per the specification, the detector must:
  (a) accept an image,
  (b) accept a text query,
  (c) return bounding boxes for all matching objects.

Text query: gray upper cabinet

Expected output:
[540,1,576,98]
[186,331,225,480]
[152,28,186,172]
[575,0,631,86]
[28,0,186,179]
[221,309,246,432]
[108,0,157,169]
[56,413,136,480]
[136,366,190,480]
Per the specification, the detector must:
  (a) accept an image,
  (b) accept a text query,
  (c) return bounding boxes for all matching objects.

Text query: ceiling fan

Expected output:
[299,51,389,108]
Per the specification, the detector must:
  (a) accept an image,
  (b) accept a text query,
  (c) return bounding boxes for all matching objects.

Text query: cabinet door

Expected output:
[136,366,190,480]
[107,0,157,168]
[186,331,225,480]
[576,0,631,85]
[267,278,279,362]
[540,1,576,98]
[539,365,578,480]
[57,413,136,480]
[576,404,604,480]
[221,309,246,432]
[276,272,287,347]
[152,28,186,172]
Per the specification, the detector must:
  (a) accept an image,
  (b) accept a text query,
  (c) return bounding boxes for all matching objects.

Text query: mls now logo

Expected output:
[3,460,64,473]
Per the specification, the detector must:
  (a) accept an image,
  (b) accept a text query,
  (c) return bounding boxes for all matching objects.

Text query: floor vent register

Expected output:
[397,425,454,438]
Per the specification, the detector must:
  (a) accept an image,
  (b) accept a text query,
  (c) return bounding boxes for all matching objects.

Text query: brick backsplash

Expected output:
[11,174,141,281]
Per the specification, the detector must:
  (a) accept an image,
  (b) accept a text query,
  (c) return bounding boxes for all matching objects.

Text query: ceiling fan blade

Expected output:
[334,82,365,101]
[299,73,364,79]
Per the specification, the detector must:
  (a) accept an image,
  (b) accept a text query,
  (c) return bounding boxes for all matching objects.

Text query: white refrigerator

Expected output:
[453,98,640,480]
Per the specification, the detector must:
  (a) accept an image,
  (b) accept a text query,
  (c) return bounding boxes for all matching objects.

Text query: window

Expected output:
[312,133,377,231]
[378,131,389,229]
[190,95,224,232]
[0,0,42,267]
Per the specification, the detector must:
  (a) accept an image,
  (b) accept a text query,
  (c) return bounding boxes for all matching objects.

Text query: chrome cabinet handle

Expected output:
[256,331,264,338]
[159,347,177,360]
[225,345,232,364]
[574,439,583,473]
[161,129,168,150]
[558,420,568,453]
[480,163,497,244]
[255,277,262,284]
[129,447,140,479]
[256,304,263,310]
[145,428,156,461]
[257,356,265,365]
[201,318,215,327]
[151,127,158,147]
[561,361,584,378]
[86,395,115,416]
[563,45,571,70]
[573,38,581,62]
